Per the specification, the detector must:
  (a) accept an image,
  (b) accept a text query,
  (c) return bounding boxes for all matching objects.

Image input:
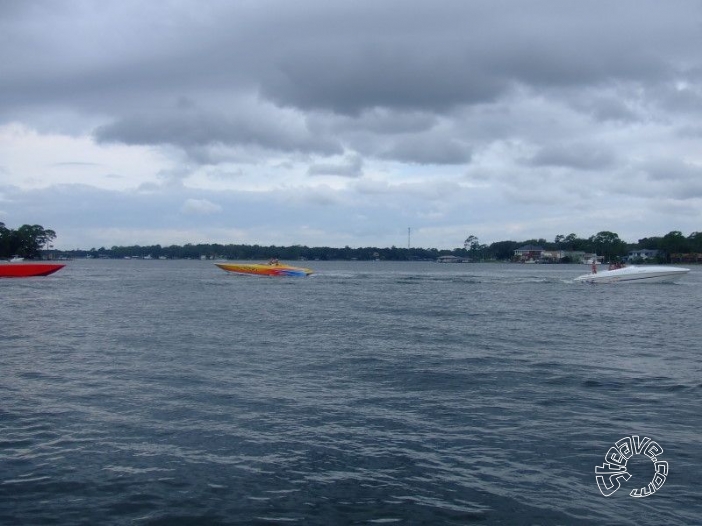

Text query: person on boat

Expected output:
[268,258,280,266]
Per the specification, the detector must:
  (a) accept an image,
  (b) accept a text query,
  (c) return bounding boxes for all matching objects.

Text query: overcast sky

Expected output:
[2,0,702,250]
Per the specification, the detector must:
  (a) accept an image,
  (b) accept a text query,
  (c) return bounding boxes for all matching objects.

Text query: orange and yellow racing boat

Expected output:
[215,261,313,277]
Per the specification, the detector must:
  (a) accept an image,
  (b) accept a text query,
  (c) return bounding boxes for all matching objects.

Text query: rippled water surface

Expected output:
[2,260,701,525]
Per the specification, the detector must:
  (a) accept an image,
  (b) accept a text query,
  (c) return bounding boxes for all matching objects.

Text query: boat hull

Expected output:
[574,265,689,284]
[0,263,66,278]
[215,263,313,277]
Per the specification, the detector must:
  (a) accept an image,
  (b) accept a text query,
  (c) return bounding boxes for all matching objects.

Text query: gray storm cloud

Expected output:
[1,0,702,248]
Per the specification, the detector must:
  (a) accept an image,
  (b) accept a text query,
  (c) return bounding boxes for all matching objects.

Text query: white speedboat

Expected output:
[574,265,690,284]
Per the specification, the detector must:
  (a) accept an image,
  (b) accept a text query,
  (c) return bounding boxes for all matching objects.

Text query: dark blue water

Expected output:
[2,261,700,525]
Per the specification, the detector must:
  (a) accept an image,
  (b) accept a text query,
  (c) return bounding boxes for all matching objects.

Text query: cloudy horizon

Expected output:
[2,0,702,250]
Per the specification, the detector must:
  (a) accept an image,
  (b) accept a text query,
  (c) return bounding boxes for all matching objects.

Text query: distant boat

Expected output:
[574,265,689,284]
[0,262,65,278]
[215,261,313,277]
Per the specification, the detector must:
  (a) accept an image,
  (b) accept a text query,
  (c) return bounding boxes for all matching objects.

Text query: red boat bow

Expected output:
[0,263,66,278]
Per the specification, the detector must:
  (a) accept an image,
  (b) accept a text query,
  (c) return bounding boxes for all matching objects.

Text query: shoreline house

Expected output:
[563,251,587,263]
[513,245,544,263]
[437,255,469,263]
[670,252,702,263]
[514,246,596,264]
[582,253,604,265]
[540,250,567,262]
[626,249,658,262]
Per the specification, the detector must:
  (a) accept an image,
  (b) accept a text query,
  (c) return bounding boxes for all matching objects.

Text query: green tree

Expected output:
[659,231,690,261]
[688,231,702,253]
[636,236,663,250]
[0,222,10,256]
[486,240,520,261]
[588,231,627,262]
[464,235,485,260]
[1,224,56,259]
[565,233,584,250]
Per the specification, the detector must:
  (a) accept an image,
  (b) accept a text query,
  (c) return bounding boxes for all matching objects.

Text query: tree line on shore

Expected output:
[40,229,702,263]
[3,222,701,262]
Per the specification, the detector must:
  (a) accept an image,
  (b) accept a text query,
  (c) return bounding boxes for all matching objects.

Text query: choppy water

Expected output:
[1,260,701,525]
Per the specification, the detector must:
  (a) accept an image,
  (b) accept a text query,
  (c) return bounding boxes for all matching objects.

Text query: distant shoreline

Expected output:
[41,231,702,265]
